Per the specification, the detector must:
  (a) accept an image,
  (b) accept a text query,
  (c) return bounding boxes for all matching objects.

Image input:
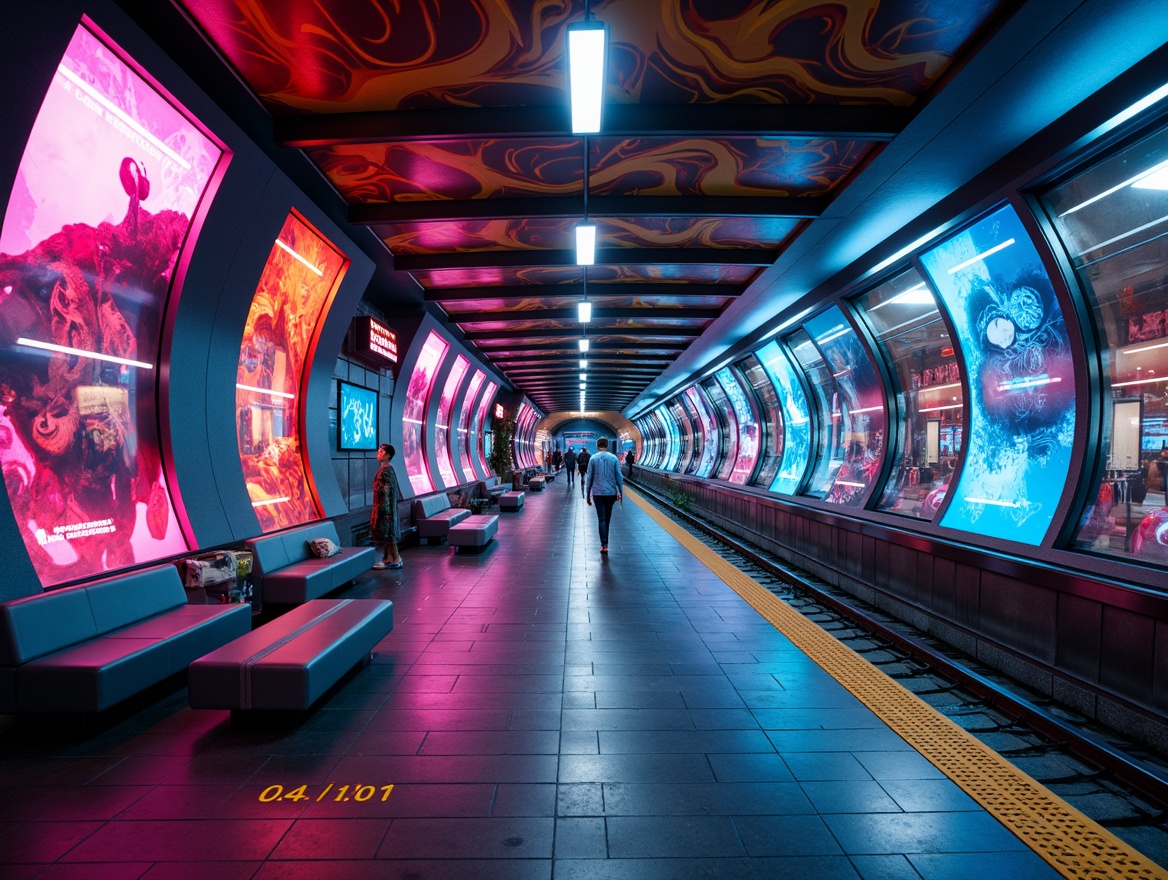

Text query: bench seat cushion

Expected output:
[18,637,172,713]
[261,547,376,605]
[188,598,394,711]
[499,491,525,511]
[247,521,344,578]
[449,514,498,548]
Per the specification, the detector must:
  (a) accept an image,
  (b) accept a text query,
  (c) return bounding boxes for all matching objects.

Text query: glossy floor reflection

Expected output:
[0,479,1060,879]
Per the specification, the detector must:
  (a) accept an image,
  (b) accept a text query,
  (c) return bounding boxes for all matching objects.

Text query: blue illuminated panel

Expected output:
[756,340,812,495]
[919,205,1075,545]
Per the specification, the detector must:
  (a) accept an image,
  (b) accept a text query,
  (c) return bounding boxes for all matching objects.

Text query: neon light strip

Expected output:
[1112,375,1168,388]
[402,417,424,425]
[850,405,883,414]
[275,239,324,276]
[251,497,290,508]
[1073,211,1168,259]
[963,496,1022,508]
[235,382,295,400]
[1122,340,1168,355]
[1058,155,1168,217]
[920,381,963,392]
[997,375,1061,392]
[56,64,191,170]
[946,239,1016,274]
[16,337,153,370]
[815,325,850,345]
[866,281,931,312]
[835,480,867,489]
[918,403,964,413]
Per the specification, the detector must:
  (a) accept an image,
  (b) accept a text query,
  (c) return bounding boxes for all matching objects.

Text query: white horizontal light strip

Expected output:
[1112,375,1168,388]
[920,381,963,392]
[835,480,867,489]
[815,325,850,345]
[850,405,883,414]
[1073,211,1168,260]
[275,239,324,276]
[997,375,1060,392]
[1122,340,1168,355]
[17,337,153,370]
[402,417,425,425]
[1059,154,1168,217]
[964,496,1022,508]
[947,239,1015,274]
[235,382,295,400]
[867,282,931,312]
[56,64,191,170]
[918,403,963,413]
[251,497,290,508]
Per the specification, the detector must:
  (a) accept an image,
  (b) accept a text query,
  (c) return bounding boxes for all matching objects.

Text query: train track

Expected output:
[632,480,1168,866]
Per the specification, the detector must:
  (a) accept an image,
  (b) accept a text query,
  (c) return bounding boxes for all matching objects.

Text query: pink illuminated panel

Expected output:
[403,331,449,494]
[435,354,469,488]
[236,213,348,531]
[0,22,224,586]
[472,382,498,478]
[457,370,485,481]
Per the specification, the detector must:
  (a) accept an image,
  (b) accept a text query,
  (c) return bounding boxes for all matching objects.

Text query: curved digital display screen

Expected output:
[920,205,1074,545]
[717,366,760,485]
[402,330,448,495]
[457,369,485,481]
[0,22,224,585]
[685,386,719,478]
[757,341,811,495]
[472,381,497,478]
[435,354,468,487]
[237,213,348,531]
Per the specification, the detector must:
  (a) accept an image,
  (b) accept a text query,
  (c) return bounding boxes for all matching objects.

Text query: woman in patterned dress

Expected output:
[371,443,403,570]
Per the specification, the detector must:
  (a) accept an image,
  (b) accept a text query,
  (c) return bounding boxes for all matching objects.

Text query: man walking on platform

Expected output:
[563,447,577,487]
[576,446,591,498]
[585,438,623,554]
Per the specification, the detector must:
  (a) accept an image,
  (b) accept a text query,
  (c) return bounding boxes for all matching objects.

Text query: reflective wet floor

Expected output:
[0,480,1062,878]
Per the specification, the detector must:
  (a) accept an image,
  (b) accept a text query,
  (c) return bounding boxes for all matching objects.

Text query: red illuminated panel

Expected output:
[402,331,449,494]
[471,382,497,478]
[0,22,225,587]
[457,370,485,482]
[236,213,348,532]
[435,354,469,488]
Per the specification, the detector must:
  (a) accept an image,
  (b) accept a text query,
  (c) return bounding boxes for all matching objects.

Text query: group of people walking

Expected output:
[370,439,633,569]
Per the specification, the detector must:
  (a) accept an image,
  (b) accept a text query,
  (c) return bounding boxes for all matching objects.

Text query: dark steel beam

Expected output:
[393,248,772,272]
[353,195,825,224]
[425,283,743,302]
[275,103,908,146]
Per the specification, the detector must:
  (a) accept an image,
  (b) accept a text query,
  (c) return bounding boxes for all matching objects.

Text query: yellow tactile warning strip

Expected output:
[626,487,1168,880]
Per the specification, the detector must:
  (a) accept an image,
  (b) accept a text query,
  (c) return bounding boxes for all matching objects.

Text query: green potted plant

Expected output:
[488,411,519,489]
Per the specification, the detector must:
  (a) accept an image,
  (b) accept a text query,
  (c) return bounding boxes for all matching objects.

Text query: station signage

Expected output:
[353,316,398,369]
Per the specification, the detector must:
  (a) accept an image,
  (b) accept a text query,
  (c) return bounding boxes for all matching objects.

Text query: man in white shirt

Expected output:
[585,437,624,554]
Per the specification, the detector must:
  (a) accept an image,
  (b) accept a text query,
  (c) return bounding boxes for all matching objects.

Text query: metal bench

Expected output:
[448,514,499,552]
[188,598,393,714]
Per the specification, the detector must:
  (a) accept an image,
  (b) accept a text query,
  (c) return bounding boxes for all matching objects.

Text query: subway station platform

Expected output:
[0,481,1160,878]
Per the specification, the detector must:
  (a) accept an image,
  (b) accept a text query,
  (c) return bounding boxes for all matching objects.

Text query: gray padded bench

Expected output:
[499,490,525,511]
[527,475,546,491]
[412,493,471,543]
[448,514,499,552]
[478,476,509,504]
[0,564,250,714]
[188,598,393,713]
[246,521,374,606]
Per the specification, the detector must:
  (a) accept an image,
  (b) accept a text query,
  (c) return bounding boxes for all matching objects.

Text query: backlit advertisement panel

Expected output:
[472,381,497,478]
[457,369,485,481]
[0,22,224,586]
[402,330,448,494]
[757,341,811,495]
[236,213,348,531]
[435,354,468,487]
[685,386,719,478]
[920,205,1074,545]
[717,367,760,485]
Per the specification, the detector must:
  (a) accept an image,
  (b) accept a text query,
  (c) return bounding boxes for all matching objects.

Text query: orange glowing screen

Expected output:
[236,212,348,531]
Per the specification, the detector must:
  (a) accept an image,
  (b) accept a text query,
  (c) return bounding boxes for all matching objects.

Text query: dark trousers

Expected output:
[593,494,618,547]
[566,468,575,485]
[579,468,588,495]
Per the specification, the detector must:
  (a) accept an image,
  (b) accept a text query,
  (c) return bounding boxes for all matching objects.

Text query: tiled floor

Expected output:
[0,480,1062,879]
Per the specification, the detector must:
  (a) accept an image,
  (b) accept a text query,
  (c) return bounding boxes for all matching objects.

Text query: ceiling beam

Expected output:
[465,327,700,342]
[424,283,743,302]
[275,103,909,146]
[505,366,660,376]
[394,248,772,272]
[492,353,677,364]
[353,195,825,224]
[476,341,690,354]
[450,307,720,323]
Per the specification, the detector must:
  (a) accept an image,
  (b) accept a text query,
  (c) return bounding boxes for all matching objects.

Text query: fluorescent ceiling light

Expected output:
[578,300,592,322]
[579,372,587,380]
[1133,163,1168,190]
[580,382,586,389]
[579,359,588,368]
[576,224,597,266]
[17,337,153,370]
[568,21,607,133]
[579,338,589,352]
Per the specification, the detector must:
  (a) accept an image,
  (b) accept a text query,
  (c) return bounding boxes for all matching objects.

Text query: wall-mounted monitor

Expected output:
[338,381,379,451]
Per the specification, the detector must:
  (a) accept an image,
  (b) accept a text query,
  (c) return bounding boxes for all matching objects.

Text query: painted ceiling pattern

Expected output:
[179,0,1006,411]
